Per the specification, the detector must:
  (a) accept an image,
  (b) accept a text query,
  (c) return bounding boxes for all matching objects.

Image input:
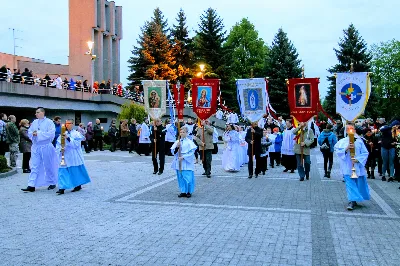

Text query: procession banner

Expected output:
[287,78,320,122]
[191,78,219,120]
[236,78,267,123]
[142,80,167,119]
[336,72,371,121]
[173,82,185,120]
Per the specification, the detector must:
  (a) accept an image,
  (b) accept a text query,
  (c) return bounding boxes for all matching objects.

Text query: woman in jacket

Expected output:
[19,119,32,173]
[317,124,338,178]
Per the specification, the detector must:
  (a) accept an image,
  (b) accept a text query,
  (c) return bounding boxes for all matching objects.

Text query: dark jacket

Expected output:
[108,126,118,139]
[86,125,94,140]
[150,125,166,147]
[93,124,102,137]
[129,124,137,138]
[380,126,396,150]
[6,122,19,144]
[245,126,263,156]
[19,126,32,153]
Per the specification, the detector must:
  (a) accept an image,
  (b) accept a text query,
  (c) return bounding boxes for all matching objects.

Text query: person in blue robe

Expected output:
[334,123,370,210]
[55,119,91,195]
[171,126,197,198]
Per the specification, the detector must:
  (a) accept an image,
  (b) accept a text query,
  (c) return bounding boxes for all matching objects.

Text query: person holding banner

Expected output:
[150,118,166,175]
[334,123,370,210]
[292,122,314,181]
[171,127,197,198]
[194,119,214,178]
[245,122,263,178]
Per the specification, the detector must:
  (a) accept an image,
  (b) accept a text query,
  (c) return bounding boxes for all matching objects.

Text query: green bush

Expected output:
[118,102,147,123]
[0,155,11,173]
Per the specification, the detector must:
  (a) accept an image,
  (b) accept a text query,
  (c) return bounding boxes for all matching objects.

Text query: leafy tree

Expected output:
[371,39,400,119]
[266,28,302,117]
[118,102,147,123]
[324,24,377,118]
[224,18,269,78]
[127,8,175,88]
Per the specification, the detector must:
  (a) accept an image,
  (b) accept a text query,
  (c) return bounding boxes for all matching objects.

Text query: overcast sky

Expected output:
[0,0,398,99]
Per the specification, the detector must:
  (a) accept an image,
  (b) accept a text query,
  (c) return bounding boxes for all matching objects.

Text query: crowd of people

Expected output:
[2,106,400,209]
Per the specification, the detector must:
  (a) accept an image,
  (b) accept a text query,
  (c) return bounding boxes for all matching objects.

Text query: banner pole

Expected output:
[202,122,205,164]
[154,120,157,160]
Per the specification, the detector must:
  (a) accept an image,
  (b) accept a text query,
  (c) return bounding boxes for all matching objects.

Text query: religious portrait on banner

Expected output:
[197,86,211,108]
[244,88,263,111]
[148,87,162,108]
[295,84,311,108]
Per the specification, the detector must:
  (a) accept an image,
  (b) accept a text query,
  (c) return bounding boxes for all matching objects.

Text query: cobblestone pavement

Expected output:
[1,147,400,266]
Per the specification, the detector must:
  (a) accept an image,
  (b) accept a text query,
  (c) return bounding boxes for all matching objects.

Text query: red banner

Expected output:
[287,78,320,122]
[191,78,219,120]
[173,83,185,119]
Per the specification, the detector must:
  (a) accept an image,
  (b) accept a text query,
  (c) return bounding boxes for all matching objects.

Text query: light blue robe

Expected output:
[27,117,58,187]
[171,137,197,194]
[56,129,91,189]
[335,136,370,202]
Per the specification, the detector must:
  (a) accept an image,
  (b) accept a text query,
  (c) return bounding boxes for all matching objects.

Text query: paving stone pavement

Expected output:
[1,146,400,266]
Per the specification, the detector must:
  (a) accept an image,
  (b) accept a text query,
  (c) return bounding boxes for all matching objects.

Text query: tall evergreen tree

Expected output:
[267,28,302,117]
[127,8,175,87]
[194,8,227,76]
[171,9,194,85]
[324,24,377,118]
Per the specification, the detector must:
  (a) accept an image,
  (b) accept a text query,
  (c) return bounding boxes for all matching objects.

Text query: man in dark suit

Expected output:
[150,118,166,175]
[245,122,263,178]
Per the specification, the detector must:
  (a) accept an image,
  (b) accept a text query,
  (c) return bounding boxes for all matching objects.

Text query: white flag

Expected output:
[237,78,267,123]
[336,72,371,121]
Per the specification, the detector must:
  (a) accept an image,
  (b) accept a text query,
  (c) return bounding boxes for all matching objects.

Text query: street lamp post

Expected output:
[85,41,96,92]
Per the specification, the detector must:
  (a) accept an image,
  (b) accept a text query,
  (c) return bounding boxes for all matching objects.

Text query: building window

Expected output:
[99,118,108,124]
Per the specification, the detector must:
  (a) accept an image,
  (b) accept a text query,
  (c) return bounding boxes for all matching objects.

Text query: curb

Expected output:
[0,168,18,178]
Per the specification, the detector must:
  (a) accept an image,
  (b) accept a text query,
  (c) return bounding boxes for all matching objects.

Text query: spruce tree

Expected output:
[266,28,302,118]
[171,9,194,86]
[324,24,377,118]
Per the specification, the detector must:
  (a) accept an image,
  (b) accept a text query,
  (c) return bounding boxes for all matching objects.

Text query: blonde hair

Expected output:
[19,119,29,127]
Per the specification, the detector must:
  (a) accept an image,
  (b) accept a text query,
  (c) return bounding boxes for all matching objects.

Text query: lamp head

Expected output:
[87,41,94,51]
[199,64,205,72]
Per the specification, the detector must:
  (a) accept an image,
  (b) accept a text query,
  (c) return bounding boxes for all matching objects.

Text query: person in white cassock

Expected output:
[171,127,197,198]
[21,107,58,192]
[138,118,151,156]
[238,126,248,165]
[55,119,91,194]
[334,123,370,211]
[222,124,241,172]
[281,120,297,173]
[216,109,223,120]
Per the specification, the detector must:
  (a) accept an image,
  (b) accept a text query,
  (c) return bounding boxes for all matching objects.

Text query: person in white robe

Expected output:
[221,125,241,172]
[238,126,248,165]
[165,120,177,156]
[171,127,197,198]
[216,109,223,120]
[334,123,370,211]
[138,119,151,156]
[54,75,63,89]
[21,107,58,192]
[281,120,297,173]
[55,120,90,194]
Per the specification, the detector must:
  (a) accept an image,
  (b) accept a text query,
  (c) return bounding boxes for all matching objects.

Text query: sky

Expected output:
[0,0,399,100]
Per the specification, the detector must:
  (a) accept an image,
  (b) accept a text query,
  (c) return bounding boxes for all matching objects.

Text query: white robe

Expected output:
[185,124,195,140]
[216,110,223,120]
[171,137,197,171]
[27,117,58,187]
[139,123,151,143]
[165,124,177,142]
[213,127,219,144]
[239,131,248,165]
[222,131,241,172]
[281,129,295,155]
[334,136,369,177]
[268,134,277,153]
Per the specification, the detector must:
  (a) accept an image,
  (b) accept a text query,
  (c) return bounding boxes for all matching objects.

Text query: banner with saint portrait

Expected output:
[336,72,371,122]
[287,78,320,122]
[191,78,219,120]
[142,80,168,119]
[236,78,267,122]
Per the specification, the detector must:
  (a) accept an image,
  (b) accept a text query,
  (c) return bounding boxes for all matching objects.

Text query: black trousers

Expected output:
[212,143,219,154]
[201,149,212,175]
[152,147,165,173]
[322,151,333,172]
[22,152,31,170]
[281,154,297,170]
[81,141,89,152]
[165,141,174,156]
[138,143,150,155]
[94,136,103,151]
[270,152,281,166]
[260,156,268,173]
[248,154,261,175]
[110,137,116,152]
[0,141,6,156]
[87,139,93,151]
[129,136,137,152]
[120,137,128,151]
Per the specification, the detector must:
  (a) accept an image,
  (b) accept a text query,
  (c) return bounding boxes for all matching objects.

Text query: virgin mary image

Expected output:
[149,90,160,108]
[197,89,210,108]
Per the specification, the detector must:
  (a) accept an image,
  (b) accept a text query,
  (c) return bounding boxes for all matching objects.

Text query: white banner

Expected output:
[336,72,371,121]
[142,80,167,119]
[237,78,267,123]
